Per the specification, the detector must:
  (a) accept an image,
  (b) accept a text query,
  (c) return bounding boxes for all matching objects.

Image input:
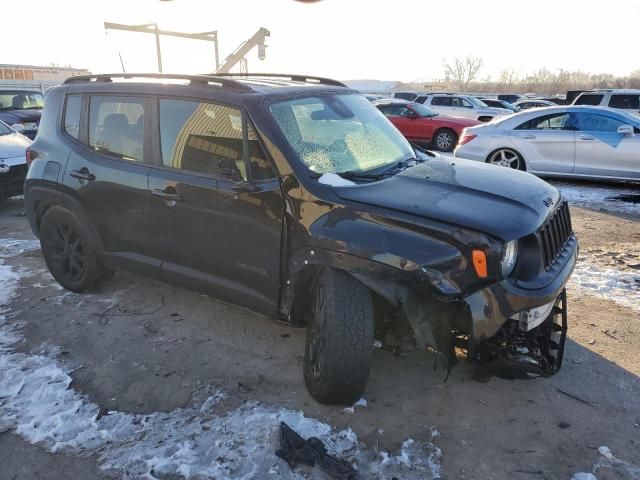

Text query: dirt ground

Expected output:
[1,181,639,480]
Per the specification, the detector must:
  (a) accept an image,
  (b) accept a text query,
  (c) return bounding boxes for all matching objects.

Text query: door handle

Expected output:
[152,188,184,202]
[69,168,95,181]
[579,135,595,140]
[521,134,536,139]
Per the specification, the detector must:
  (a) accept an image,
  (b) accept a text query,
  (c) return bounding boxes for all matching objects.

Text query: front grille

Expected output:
[538,200,573,270]
[0,164,27,197]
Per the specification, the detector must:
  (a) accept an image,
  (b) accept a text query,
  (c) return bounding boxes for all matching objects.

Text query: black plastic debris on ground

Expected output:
[276,422,358,480]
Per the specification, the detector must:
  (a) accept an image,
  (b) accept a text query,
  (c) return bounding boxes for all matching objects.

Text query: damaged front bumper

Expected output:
[460,242,576,375]
[464,244,577,341]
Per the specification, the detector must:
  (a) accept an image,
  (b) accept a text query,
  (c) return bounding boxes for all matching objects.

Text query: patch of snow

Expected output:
[598,446,613,459]
[0,239,443,480]
[571,473,597,480]
[569,260,640,312]
[551,180,639,216]
[377,438,441,479]
[318,173,357,187]
[343,397,368,414]
[573,445,640,480]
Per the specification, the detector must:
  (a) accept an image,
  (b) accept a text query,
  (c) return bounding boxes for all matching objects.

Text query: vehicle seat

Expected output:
[99,113,130,154]
[12,95,26,109]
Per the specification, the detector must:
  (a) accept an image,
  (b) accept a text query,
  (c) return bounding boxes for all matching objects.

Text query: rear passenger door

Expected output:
[430,96,457,117]
[147,98,284,315]
[62,95,156,273]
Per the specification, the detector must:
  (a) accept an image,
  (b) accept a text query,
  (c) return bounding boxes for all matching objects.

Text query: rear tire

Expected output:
[486,148,526,171]
[39,206,107,292]
[303,268,375,405]
[433,128,458,152]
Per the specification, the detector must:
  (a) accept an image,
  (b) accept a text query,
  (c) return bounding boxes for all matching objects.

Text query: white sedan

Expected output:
[0,120,31,200]
[454,106,640,181]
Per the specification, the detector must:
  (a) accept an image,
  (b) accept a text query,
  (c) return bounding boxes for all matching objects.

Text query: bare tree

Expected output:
[442,56,483,91]
[497,67,519,92]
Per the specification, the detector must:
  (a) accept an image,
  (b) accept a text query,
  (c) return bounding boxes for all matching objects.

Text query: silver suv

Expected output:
[573,89,640,118]
[417,93,512,122]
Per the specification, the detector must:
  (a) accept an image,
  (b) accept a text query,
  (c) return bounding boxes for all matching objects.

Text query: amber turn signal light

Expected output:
[472,249,488,278]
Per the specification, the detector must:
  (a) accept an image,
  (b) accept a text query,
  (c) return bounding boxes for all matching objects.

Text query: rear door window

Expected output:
[574,113,626,132]
[89,96,145,161]
[608,94,640,110]
[431,96,452,106]
[574,94,603,106]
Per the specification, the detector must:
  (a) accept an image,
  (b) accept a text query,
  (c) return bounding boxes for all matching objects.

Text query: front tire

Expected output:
[303,268,375,405]
[39,206,106,292]
[433,128,457,152]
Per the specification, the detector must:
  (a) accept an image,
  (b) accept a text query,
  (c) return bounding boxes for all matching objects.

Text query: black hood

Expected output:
[333,157,560,241]
[0,109,42,123]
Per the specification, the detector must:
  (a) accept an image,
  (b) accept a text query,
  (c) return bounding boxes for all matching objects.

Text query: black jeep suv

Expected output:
[25,73,577,405]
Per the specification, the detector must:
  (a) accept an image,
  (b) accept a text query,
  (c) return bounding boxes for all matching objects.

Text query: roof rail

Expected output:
[211,73,348,88]
[63,73,253,91]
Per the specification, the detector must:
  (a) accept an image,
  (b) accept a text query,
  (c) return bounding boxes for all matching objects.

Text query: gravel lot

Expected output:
[1,179,639,480]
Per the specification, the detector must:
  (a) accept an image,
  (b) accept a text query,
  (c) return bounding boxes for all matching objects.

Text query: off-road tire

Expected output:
[39,206,107,292]
[303,268,375,405]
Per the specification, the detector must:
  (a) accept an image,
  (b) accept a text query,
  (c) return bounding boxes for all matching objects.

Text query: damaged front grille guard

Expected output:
[475,289,568,377]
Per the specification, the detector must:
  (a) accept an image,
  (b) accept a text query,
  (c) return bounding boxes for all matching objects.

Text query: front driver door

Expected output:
[573,111,640,179]
[147,98,284,315]
[508,112,575,174]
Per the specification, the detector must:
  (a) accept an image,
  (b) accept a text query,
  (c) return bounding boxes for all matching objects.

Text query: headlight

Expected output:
[501,240,518,277]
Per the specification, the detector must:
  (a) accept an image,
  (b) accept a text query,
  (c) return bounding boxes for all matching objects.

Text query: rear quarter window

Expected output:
[63,95,82,140]
[574,94,603,106]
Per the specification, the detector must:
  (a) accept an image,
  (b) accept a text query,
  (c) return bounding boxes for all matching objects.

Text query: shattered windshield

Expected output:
[269,94,414,174]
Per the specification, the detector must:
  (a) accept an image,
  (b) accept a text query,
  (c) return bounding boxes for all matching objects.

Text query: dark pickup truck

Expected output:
[0,89,44,139]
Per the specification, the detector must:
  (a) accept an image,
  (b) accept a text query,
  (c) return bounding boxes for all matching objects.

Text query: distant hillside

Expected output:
[343,79,399,93]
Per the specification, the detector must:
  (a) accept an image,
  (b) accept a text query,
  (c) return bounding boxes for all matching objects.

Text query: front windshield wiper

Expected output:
[338,170,390,180]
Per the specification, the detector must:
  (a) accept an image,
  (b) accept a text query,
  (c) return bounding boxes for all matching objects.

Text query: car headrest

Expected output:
[103,113,130,134]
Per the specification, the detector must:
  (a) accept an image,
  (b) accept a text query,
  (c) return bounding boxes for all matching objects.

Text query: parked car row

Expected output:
[454,105,639,181]
[380,89,638,182]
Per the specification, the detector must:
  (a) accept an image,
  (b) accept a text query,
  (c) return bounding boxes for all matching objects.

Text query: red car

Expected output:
[374,99,480,152]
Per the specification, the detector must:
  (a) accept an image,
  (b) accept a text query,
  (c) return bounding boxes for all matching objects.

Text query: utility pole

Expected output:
[154,24,163,72]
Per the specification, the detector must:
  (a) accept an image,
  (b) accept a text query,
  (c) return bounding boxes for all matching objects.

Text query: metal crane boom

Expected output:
[215,27,270,74]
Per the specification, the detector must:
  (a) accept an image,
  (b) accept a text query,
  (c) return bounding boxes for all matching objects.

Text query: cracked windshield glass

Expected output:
[269,94,414,174]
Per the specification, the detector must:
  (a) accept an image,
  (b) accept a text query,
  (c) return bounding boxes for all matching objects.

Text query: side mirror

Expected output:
[617,124,635,136]
[406,112,419,119]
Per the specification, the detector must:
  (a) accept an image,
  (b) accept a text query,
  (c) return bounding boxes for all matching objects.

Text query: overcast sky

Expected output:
[4,0,640,81]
